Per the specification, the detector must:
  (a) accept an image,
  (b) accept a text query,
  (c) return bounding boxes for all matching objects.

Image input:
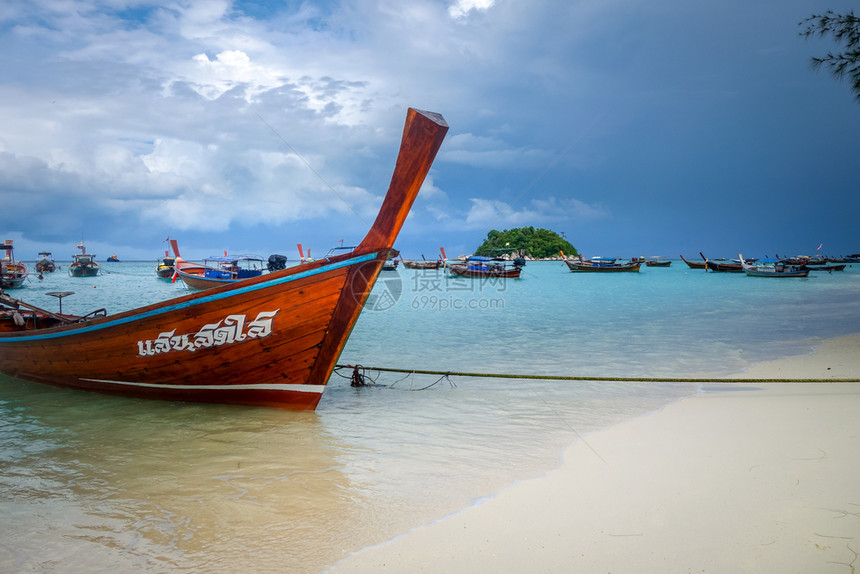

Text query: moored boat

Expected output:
[680,254,707,270]
[739,253,810,278]
[564,256,640,272]
[106,255,120,262]
[645,257,671,267]
[800,263,845,272]
[0,107,448,410]
[700,252,743,272]
[448,255,525,278]
[174,254,266,290]
[69,242,100,277]
[34,251,56,273]
[401,256,443,269]
[1,240,29,289]
[155,252,176,278]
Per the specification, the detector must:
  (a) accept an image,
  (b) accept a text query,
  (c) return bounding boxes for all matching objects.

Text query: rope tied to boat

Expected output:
[333,364,859,384]
[330,364,376,387]
[334,364,457,390]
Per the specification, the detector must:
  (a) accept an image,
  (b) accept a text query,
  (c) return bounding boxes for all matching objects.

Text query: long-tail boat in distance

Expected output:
[35,251,57,273]
[69,242,101,277]
[401,251,444,269]
[699,252,743,272]
[0,108,448,410]
[644,256,671,267]
[174,254,266,290]
[155,251,176,278]
[564,256,640,272]
[739,254,810,278]
[679,254,706,270]
[448,255,525,278]
[1,240,29,289]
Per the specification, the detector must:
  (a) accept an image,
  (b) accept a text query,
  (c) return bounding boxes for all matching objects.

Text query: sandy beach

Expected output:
[328,335,860,573]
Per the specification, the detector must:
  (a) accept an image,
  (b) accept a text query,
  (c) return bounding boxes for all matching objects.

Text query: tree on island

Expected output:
[474,227,577,259]
[799,10,860,102]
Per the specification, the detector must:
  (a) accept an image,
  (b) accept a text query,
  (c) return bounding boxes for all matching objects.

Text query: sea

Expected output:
[2,258,859,573]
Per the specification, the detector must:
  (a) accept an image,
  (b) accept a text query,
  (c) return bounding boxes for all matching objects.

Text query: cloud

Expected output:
[448,0,495,20]
[442,133,552,170]
[184,50,284,101]
[464,196,608,229]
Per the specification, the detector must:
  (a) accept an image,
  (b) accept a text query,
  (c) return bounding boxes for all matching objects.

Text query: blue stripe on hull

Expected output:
[0,252,379,343]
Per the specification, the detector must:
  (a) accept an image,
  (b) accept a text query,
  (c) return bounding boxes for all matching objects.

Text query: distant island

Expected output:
[474,227,577,259]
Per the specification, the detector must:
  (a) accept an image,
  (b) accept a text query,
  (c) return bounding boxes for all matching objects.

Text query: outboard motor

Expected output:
[513,257,526,269]
[267,254,288,272]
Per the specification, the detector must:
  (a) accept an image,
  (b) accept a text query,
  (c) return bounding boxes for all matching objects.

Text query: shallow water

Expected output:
[1,259,858,572]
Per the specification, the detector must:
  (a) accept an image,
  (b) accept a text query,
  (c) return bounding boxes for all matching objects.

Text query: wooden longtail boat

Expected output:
[0,108,448,410]
[155,252,176,278]
[564,257,640,272]
[69,242,100,277]
[645,257,671,267]
[401,252,444,269]
[401,258,443,269]
[35,251,57,273]
[448,256,524,278]
[175,255,266,290]
[679,254,706,270]
[699,252,742,273]
[801,263,845,272]
[1,240,29,289]
[739,254,810,278]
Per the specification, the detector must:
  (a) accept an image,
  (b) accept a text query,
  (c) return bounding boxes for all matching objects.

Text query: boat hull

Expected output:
[705,261,742,272]
[447,265,522,279]
[680,255,706,269]
[175,269,242,290]
[1,262,29,288]
[401,259,442,270]
[743,268,809,278]
[564,260,640,272]
[69,265,100,277]
[738,253,810,278]
[35,262,56,273]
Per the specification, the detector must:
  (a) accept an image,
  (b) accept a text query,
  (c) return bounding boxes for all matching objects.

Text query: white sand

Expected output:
[328,335,860,573]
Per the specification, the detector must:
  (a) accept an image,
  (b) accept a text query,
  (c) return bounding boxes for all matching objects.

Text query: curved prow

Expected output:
[356,109,448,253]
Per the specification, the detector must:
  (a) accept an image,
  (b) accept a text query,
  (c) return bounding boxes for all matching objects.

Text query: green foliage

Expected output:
[799,10,860,102]
[474,227,577,259]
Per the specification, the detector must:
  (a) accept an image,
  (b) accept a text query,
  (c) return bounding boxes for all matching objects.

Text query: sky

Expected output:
[1,0,858,263]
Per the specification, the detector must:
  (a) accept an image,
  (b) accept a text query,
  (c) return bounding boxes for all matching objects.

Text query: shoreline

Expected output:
[328,334,860,573]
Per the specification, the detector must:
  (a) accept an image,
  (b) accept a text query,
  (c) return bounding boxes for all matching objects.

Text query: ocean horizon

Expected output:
[2,259,858,572]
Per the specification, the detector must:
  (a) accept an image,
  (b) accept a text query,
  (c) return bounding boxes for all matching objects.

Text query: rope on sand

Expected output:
[334,364,859,384]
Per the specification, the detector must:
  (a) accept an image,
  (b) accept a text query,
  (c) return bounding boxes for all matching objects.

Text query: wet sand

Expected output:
[328,335,860,573]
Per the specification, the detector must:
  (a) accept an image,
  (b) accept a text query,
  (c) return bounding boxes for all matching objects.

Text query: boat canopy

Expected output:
[204,255,264,263]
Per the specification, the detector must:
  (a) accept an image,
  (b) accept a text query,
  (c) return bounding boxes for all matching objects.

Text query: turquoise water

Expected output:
[1,259,858,573]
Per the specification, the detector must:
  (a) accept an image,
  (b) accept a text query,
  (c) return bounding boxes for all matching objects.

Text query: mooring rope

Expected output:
[334,364,858,384]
